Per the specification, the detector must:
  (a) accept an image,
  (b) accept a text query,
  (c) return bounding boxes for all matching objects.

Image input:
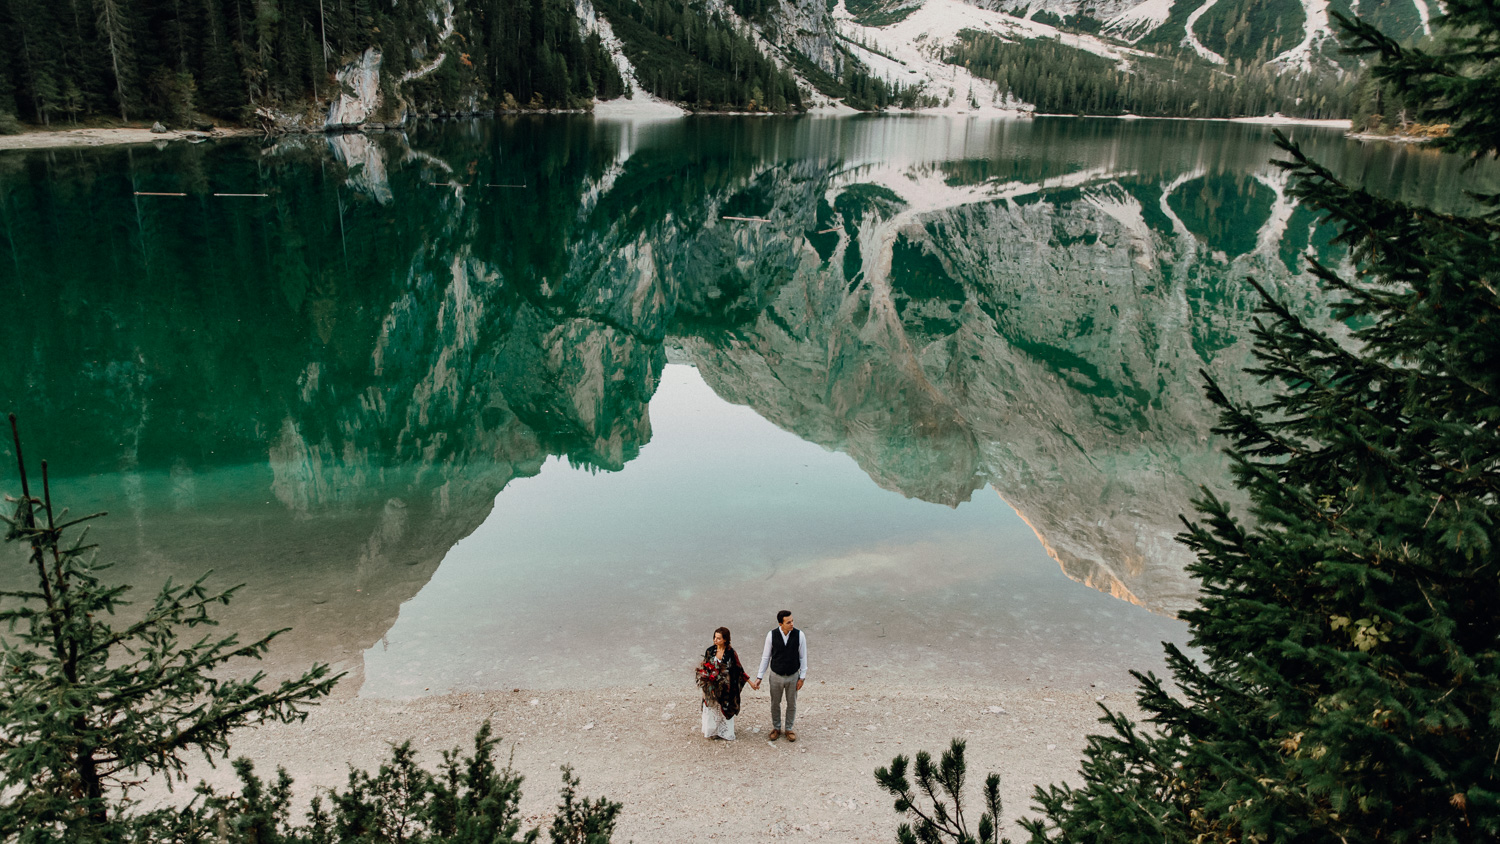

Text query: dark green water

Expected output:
[1,117,1490,695]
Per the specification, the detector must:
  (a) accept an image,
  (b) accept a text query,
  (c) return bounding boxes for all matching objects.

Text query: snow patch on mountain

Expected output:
[836,0,1148,112]
[1268,0,1335,72]
[996,0,1142,20]
[689,0,849,109]
[1183,0,1228,64]
[577,0,687,117]
[1104,0,1175,42]
[1412,0,1432,36]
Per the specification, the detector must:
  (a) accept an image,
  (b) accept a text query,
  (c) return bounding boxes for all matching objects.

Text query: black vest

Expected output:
[769,628,800,676]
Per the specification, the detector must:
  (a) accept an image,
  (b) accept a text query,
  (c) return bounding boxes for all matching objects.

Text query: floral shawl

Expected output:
[698,645,750,720]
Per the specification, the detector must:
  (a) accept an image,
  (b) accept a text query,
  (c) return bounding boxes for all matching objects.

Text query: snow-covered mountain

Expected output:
[768,0,1425,108]
[309,0,1425,125]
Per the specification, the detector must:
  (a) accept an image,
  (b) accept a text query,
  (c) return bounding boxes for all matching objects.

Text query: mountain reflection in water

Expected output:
[2,117,1489,693]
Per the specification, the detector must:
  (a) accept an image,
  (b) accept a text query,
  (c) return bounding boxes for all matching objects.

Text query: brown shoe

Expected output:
[785,730,797,742]
[768,729,781,741]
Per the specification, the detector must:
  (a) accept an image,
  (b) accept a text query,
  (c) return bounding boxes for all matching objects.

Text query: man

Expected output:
[750,610,806,742]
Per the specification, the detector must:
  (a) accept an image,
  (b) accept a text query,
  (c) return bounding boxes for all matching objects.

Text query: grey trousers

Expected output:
[768,671,799,730]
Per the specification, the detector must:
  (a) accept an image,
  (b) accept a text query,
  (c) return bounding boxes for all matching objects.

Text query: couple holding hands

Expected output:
[697,610,807,742]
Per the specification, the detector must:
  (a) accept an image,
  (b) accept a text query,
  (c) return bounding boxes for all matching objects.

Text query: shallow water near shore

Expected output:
[3,115,1493,698]
[362,363,1190,696]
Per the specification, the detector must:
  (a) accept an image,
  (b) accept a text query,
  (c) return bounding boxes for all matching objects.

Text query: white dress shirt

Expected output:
[756,628,807,680]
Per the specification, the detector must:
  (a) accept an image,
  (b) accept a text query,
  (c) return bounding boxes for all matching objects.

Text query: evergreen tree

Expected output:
[1032,4,1500,839]
[0,416,341,842]
[882,4,1499,841]
[198,0,247,117]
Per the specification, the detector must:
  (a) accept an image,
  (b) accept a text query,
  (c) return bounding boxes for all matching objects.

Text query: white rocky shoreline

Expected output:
[0,112,1362,153]
[0,125,259,151]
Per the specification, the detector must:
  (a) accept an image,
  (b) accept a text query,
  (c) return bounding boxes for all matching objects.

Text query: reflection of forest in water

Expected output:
[1,117,1492,686]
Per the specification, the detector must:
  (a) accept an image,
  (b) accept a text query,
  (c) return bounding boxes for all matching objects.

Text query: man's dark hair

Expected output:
[776,610,792,624]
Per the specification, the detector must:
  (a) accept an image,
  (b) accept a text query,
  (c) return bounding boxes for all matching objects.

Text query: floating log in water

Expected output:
[213,193,269,197]
[815,227,839,234]
[428,182,473,187]
[486,183,526,188]
[722,215,771,222]
[133,191,187,196]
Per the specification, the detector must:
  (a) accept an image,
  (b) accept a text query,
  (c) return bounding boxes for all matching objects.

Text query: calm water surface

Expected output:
[2,117,1491,695]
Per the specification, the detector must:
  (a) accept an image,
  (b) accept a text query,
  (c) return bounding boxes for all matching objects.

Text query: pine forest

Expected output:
[0,0,1394,127]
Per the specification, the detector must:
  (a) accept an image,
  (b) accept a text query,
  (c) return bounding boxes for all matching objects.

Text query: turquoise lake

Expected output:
[3,116,1492,695]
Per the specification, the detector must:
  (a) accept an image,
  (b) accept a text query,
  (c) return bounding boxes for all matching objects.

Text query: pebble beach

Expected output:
[149,675,1144,842]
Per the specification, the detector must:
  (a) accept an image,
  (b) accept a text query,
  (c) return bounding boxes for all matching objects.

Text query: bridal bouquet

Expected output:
[696,658,729,701]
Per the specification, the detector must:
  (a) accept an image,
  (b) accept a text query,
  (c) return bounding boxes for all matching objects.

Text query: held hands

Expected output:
[747,677,803,691]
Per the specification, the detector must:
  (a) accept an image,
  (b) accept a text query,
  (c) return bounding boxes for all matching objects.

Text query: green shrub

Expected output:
[157,723,620,844]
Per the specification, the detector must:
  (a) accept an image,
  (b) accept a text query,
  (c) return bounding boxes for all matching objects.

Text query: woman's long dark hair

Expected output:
[714,626,732,649]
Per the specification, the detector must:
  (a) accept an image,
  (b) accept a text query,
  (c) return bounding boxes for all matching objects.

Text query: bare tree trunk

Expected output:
[174,0,188,70]
[320,0,330,75]
[95,0,132,120]
[16,23,46,126]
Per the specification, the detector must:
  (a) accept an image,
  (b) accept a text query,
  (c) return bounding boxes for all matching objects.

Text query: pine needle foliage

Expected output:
[881,4,1499,842]
[0,415,342,843]
[875,739,1004,844]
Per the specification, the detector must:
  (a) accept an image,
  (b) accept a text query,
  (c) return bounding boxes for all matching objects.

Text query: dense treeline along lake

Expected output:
[2,117,1493,697]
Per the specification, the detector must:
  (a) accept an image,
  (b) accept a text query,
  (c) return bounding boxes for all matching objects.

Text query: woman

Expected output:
[697,626,750,740]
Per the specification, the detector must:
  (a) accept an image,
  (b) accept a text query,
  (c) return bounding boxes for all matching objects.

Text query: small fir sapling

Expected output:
[875,739,1005,844]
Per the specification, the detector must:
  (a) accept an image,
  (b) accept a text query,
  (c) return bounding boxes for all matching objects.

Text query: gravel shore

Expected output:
[152,678,1140,842]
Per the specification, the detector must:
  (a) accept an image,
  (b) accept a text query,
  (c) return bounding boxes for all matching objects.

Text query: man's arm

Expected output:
[797,631,807,689]
[751,630,773,690]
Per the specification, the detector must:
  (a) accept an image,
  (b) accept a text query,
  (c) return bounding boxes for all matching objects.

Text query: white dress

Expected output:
[700,654,736,740]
